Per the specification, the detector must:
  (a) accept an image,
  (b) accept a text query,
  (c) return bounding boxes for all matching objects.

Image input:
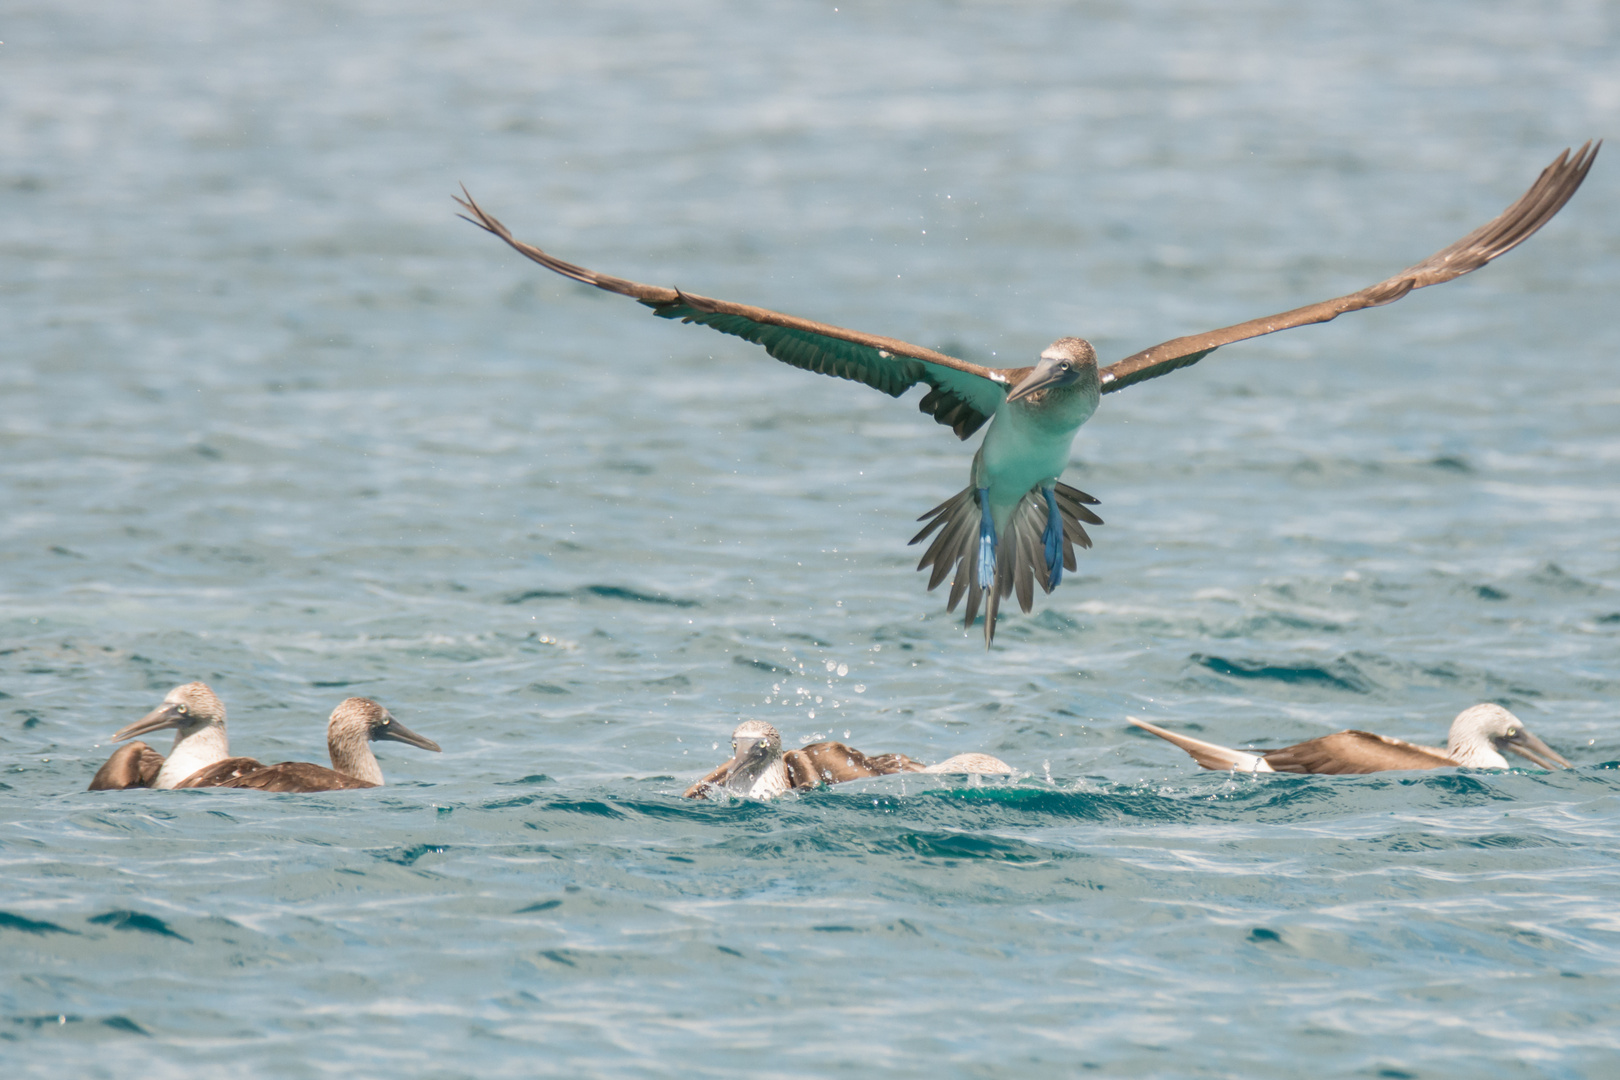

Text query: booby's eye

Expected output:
[175,703,188,715]
[1506,728,1517,737]
[1059,361,1071,371]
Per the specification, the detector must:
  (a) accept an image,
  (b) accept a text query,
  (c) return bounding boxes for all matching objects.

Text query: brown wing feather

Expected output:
[683,757,738,799]
[217,761,378,792]
[863,753,927,774]
[456,189,1013,438]
[173,757,265,788]
[784,742,910,787]
[88,742,166,790]
[1262,731,1458,775]
[1100,142,1600,394]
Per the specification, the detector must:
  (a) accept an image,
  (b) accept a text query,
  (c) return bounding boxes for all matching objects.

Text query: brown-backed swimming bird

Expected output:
[179,697,441,792]
[1128,704,1572,774]
[88,682,253,790]
[684,719,1013,799]
[459,143,1598,645]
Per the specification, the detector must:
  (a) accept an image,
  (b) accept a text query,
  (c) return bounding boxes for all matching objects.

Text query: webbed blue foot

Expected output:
[976,487,996,586]
[1042,485,1063,590]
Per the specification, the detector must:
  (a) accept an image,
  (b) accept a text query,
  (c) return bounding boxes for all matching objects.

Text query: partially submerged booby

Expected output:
[684,719,1013,799]
[88,682,249,790]
[1129,704,1572,774]
[180,697,441,792]
[459,143,1598,644]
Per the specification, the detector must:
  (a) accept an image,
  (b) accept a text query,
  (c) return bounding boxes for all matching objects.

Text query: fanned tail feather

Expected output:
[910,481,1102,645]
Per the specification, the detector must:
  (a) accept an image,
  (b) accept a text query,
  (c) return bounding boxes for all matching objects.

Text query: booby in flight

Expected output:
[684,719,1013,799]
[179,697,441,792]
[459,143,1598,644]
[1129,704,1572,774]
[88,682,251,790]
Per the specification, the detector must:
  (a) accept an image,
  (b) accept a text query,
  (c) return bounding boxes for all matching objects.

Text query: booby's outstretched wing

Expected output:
[783,741,924,787]
[1099,142,1600,393]
[87,741,166,790]
[456,191,1016,440]
[1259,731,1456,775]
[683,757,735,799]
[1130,717,1458,775]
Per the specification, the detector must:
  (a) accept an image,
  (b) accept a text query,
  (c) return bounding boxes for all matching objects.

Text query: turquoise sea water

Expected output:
[4,2,1618,1076]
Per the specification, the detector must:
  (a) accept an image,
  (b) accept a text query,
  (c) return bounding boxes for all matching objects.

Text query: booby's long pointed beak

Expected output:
[1004,364,1065,404]
[111,702,185,742]
[1504,728,1572,770]
[719,738,766,785]
[374,713,442,753]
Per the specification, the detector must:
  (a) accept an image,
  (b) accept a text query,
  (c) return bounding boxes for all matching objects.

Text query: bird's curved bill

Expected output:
[111,702,185,742]
[1505,729,1572,770]
[376,714,442,753]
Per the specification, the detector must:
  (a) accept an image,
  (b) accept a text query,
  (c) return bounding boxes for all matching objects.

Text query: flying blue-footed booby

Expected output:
[1129,704,1572,774]
[88,682,250,790]
[459,143,1598,644]
[179,698,441,792]
[684,720,1013,798]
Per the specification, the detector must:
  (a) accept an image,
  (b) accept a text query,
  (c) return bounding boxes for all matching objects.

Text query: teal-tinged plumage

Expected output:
[652,305,917,397]
[458,143,1597,645]
[649,302,1006,438]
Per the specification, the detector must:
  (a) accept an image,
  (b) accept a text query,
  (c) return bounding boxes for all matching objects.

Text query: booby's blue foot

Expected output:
[976,487,996,586]
[1042,485,1063,590]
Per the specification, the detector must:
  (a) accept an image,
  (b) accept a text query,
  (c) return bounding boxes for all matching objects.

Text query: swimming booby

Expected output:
[180,697,441,792]
[460,144,1597,644]
[1129,704,1572,774]
[684,719,1013,798]
[88,682,252,790]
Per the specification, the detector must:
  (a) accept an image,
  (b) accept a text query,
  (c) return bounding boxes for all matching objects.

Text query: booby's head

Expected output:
[329,697,441,754]
[726,720,782,767]
[112,682,226,742]
[715,719,786,795]
[1447,704,1571,770]
[1004,338,1098,404]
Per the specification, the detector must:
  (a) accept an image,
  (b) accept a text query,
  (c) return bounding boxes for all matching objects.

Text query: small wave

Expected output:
[87,910,190,942]
[4,1012,150,1038]
[0,911,78,936]
[887,830,1051,863]
[515,899,563,914]
[1192,653,1374,693]
[503,585,698,607]
[370,843,449,867]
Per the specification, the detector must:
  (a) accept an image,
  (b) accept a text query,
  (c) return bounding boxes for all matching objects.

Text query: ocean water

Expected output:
[3,1,1619,1076]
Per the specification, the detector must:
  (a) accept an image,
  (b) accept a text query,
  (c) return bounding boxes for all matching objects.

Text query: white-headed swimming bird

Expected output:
[1129,704,1572,774]
[179,697,441,792]
[88,682,248,790]
[684,719,1013,799]
[459,143,1598,645]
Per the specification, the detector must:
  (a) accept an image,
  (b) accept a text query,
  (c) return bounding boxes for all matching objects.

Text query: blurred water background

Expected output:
[3,1,1619,1076]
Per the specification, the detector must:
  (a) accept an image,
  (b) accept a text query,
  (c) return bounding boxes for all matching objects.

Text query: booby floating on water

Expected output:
[88,682,248,790]
[459,143,1598,644]
[181,698,441,792]
[1129,704,1572,774]
[684,719,1013,799]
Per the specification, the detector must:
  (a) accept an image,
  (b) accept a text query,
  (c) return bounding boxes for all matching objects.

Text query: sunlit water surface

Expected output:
[4,2,1619,1076]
